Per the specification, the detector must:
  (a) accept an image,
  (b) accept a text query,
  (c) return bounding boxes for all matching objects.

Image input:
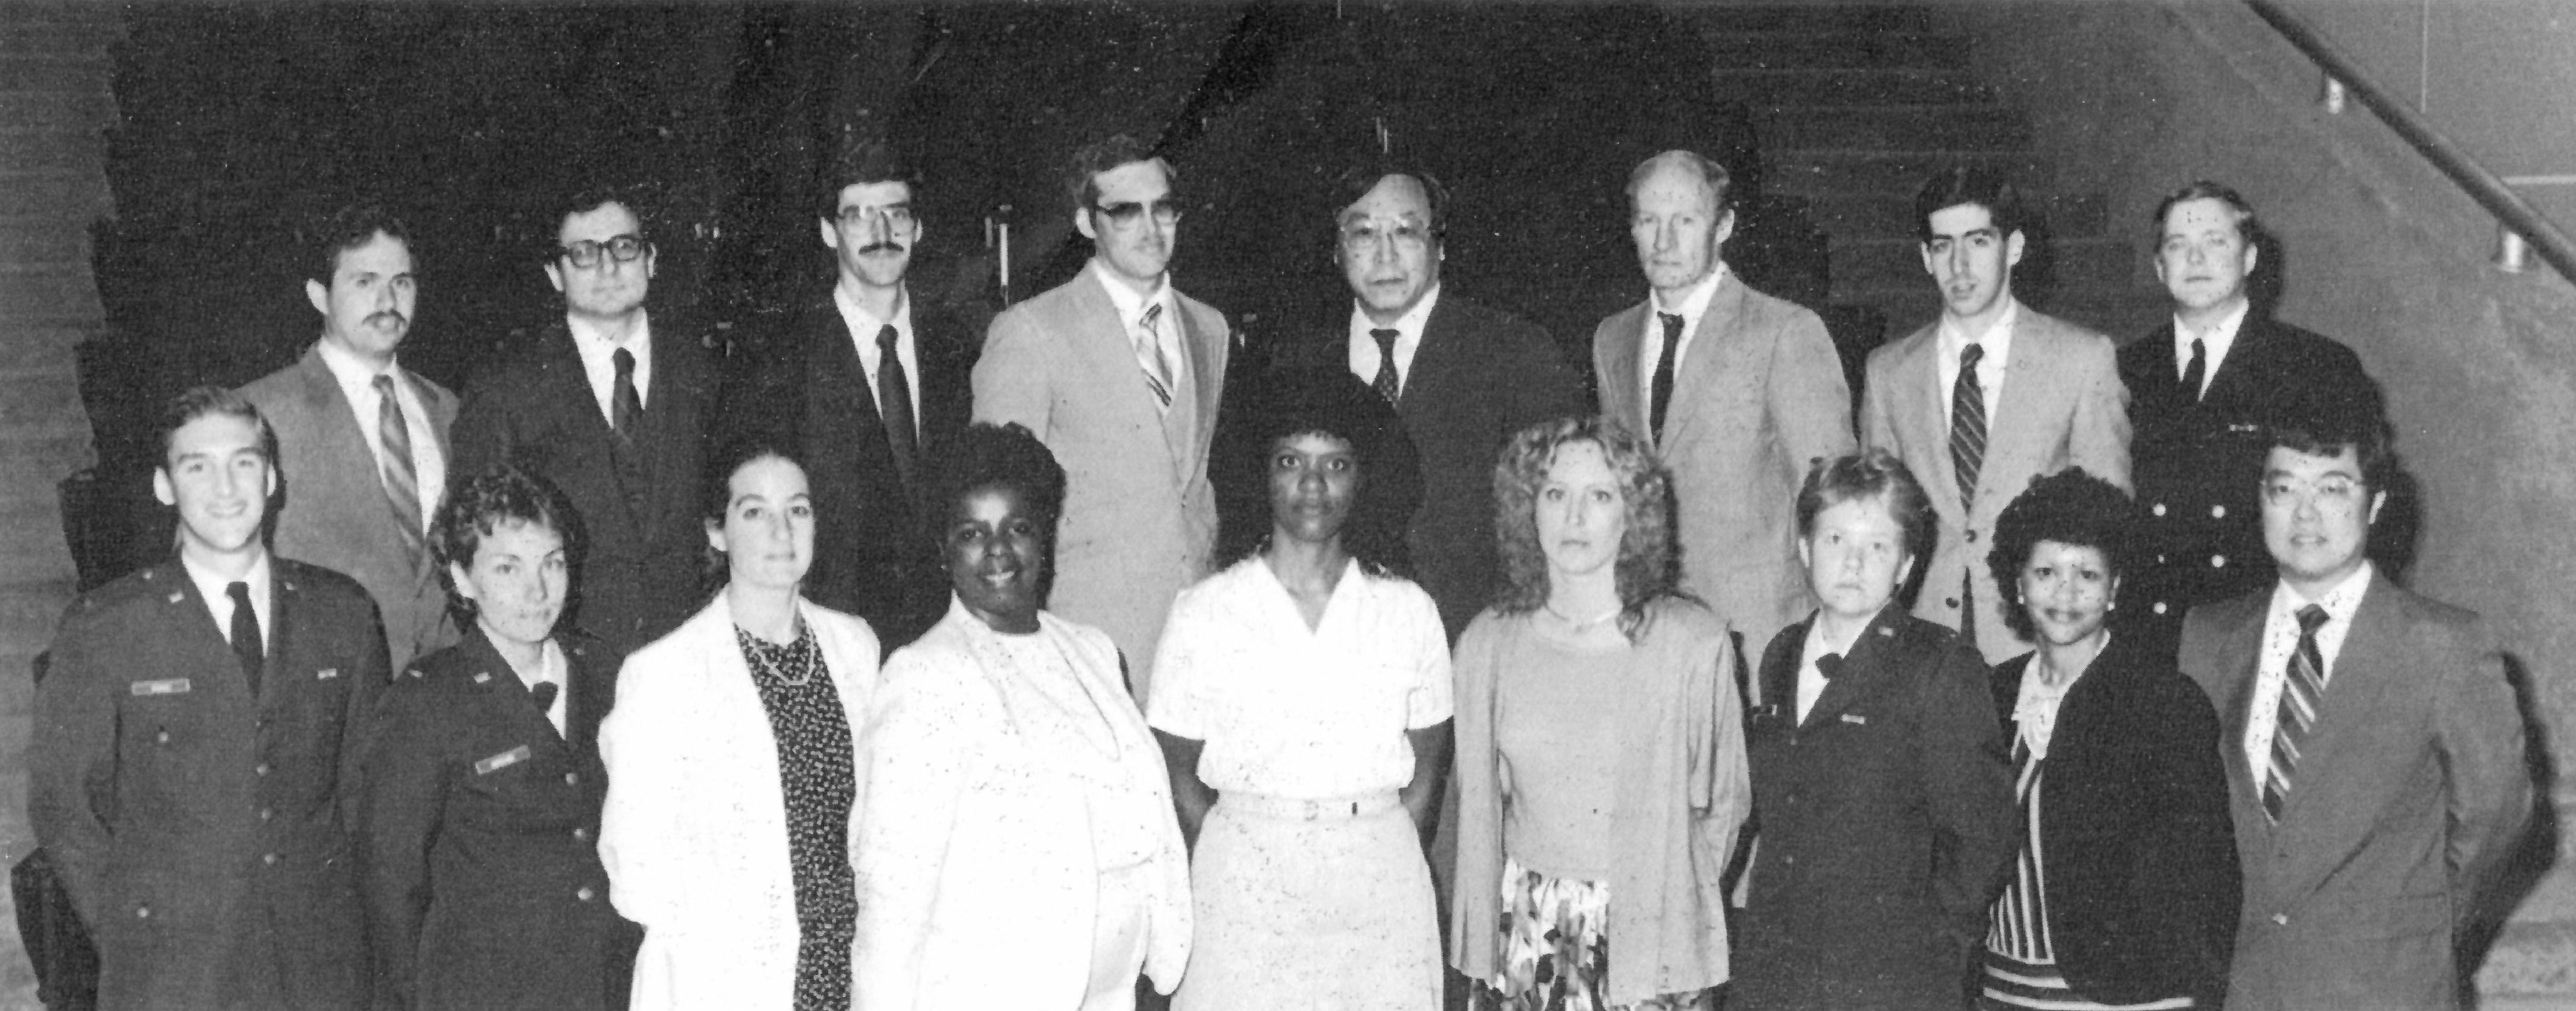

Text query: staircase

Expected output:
[1687,3,2168,343]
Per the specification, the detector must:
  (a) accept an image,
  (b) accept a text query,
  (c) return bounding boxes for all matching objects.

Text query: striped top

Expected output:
[1982,737,2193,1010]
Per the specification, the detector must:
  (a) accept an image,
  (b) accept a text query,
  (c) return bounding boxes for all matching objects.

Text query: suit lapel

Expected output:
[1595,302,1650,437]
[1978,315,2056,507]
[159,565,255,706]
[563,637,616,756]
[1799,606,1903,730]
[1897,331,1969,519]
[2273,574,2404,835]
[1401,299,1462,420]
[2200,315,2271,408]
[1066,277,1181,477]
[1661,278,1746,448]
[2215,603,2269,821]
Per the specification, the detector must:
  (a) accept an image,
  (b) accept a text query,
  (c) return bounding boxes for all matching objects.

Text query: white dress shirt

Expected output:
[1794,614,1863,723]
[314,338,444,535]
[833,283,922,432]
[506,637,569,737]
[183,551,273,652]
[1935,295,2020,428]
[1346,284,1441,397]
[1637,263,1729,411]
[2243,563,2373,773]
[567,310,652,423]
[2171,298,2250,399]
[1091,261,1183,395]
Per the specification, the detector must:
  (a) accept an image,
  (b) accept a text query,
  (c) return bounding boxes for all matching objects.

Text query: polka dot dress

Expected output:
[736,623,858,1011]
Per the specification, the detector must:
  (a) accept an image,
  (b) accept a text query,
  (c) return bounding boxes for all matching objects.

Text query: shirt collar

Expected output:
[566,309,651,354]
[2173,298,2250,366]
[1349,283,1440,342]
[1649,262,1728,322]
[833,283,912,343]
[1937,295,2020,364]
[181,549,272,615]
[2271,559,2375,625]
[1090,260,1169,328]
[314,336,399,386]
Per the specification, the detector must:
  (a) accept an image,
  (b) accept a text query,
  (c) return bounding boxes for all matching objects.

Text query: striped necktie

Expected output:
[2262,605,2334,822]
[1134,304,1176,411]
[1949,342,1988,508]
[372,374,425,558]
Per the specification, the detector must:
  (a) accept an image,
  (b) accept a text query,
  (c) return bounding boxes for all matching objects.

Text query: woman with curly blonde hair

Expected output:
[1449,416,1748,1010]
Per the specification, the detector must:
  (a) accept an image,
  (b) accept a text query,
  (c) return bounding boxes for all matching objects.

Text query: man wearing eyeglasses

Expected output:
[447,184,716,654]
[721,139,976,653]
[972,133,1228,702]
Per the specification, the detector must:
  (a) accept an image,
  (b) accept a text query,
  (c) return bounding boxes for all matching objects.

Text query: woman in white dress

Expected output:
[853,422,1191,1010]
[1149,367,1449,1010]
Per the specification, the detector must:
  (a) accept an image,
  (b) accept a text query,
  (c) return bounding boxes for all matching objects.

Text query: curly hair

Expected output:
[1211,367,1420,578]
[920,422,1067,549]
[1984,467,2133,642]
[1490,416,1681,640]
[430,463,582,625]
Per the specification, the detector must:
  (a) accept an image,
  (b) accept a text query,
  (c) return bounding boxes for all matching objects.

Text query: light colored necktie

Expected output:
[1134,303,1176,411]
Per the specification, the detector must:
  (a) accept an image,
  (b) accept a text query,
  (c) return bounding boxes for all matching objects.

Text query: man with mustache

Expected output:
[1858,167,2130,662]
[723,139,976,652]
[242,201,459,670]
[448,184,716,654]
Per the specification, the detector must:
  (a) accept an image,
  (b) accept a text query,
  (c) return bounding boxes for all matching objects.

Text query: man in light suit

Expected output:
[241,202,458,670]
[2119,181,2382,663]
[33,386,388,1010]
[2179,408,2527,1011]
[973,134,1228,701]
[1595,150,1855,658]
[724,140,976,653]
[450,184,716,655]
[1272,162,1582,642]
[1860,167,2129,662]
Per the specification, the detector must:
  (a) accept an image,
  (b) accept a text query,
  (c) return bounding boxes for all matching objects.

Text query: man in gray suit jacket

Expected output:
[1860,168,2129,662]
[2179,410,2527,1011]
[1594,150,1855,660]
[242,203,458,670]
[973,135,1228,702]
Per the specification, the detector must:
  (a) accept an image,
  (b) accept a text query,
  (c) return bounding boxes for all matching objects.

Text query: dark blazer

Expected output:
[2117,314,2380,661]
[449,318,717,655]
[30,558,389,1011]
[1734,605,2016,1011]
[1986,635,2239,1007]
[356,627,639,1011]
[240,344,460,670]
[1274,294,1582,640]
[722,295,977,654]
[2180,571,2530,1011]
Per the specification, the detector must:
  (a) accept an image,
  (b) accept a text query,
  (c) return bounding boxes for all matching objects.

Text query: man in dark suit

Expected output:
[240,202,457,670]
[1272,164,1581,641]
[32,386,389,1010]
[450,185,715,655]
[724,140,976,652]
[2119,181,2381,662]
[2179,410,2528,1011]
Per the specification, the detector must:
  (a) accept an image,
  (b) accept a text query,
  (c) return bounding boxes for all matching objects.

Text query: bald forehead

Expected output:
[1631,154,1722,214]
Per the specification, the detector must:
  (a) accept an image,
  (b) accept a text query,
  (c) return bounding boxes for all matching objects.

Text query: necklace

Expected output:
[1543,601,1623,629]
[738,626,817,687]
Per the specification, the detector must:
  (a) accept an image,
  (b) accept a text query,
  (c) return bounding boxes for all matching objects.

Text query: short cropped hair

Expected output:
[1491,416,1682,640]
[1330,163,1450,241]
[2151,179,2259,246]
[309,201,413,285]
[1626,149,1733,216]
[1985,467,2133,642]
[432,463,583,623]
[1213,366,1421,578]
[922,422,1068,545]
[816,138,923,220]
[2267,401,2395,494]
[1915,166,2026,243]
[1065,134,1175,213]
[157,385,277,469]
[1795,448,1935,564]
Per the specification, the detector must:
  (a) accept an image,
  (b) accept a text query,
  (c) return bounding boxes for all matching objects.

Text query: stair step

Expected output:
[0,18,122,58]
[1713,68,1997,107]
[1805,191,2113,240]
[0,219,92,271]
[1758,106,2032,153]
[0,170,109,219]
[0,53,111,93]
[1831,235,2140,293]
[1764,149,2060,198]
[0,89,114,133]
[1683,5,1936,34]
[0,422,96,479]
[1700,31,1975,71]
[0,371,83,429]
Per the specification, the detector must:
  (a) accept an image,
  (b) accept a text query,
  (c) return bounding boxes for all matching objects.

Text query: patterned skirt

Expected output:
[1474,855,1706,1011]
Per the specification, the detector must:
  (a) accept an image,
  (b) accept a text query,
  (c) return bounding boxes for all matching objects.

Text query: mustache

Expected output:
[860,241,907,255]
[366,310,408,328]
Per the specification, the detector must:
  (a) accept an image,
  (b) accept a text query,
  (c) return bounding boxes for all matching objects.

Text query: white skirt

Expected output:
[1173,791,1442,1011]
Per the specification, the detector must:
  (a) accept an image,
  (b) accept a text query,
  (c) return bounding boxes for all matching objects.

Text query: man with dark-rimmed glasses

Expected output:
[973,133,1230,703]
[448,183,716,654]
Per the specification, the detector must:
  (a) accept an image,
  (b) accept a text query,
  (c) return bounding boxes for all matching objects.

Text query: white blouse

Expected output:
[1147,557,1453,798]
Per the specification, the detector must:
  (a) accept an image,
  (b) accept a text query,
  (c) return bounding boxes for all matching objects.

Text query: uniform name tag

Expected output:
[474,746,533,775]
[1839,713,1868,725]
[130,679,191,697]
[316,668,340,680]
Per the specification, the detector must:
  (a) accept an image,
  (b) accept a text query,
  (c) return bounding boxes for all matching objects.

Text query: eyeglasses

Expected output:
[1339,217,1433,253]
[2263,475,2366,508]
[559,235,649,269]
[836,204,916,229]
[1092,199,1183,228]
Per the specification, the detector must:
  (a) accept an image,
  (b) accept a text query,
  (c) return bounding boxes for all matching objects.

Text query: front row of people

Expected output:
[36,375,2525,1011]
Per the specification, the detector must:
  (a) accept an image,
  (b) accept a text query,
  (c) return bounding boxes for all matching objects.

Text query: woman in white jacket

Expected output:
[599,442,881,1011]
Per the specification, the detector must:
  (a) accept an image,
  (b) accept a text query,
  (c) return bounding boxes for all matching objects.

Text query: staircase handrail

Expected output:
[2243,0,2576,282]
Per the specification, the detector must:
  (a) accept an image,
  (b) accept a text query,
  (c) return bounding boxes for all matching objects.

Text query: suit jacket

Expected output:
[241,344,460,669]
[972,270,1228,702]
[449,318,717,655]
[31,557,390,1011]
[1860,307,2131,662]
[1734,606,2015,1011]
[1986,636,2239,1007]
[597,592,880,1011]
[1594,275,1856,654]
[1275,295,1582,641]
[2179,572,2530,1011]
[723,296,977,653]
[2117,315,2379,662]
[356,627,640,1011]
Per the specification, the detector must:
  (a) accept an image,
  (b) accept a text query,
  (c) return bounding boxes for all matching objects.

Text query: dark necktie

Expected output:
[2180,336,2207,403]
[226,581,262,696]
[1368,328,1402,404]
[371,374,425,559]
[875,324,919,492]
[530,680,560,717]
[1649,312,1685,442]
[1950,343,1988,508]
[1815,652,1844,680]
[2262,605,2334,822]
[610,347,642,440]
